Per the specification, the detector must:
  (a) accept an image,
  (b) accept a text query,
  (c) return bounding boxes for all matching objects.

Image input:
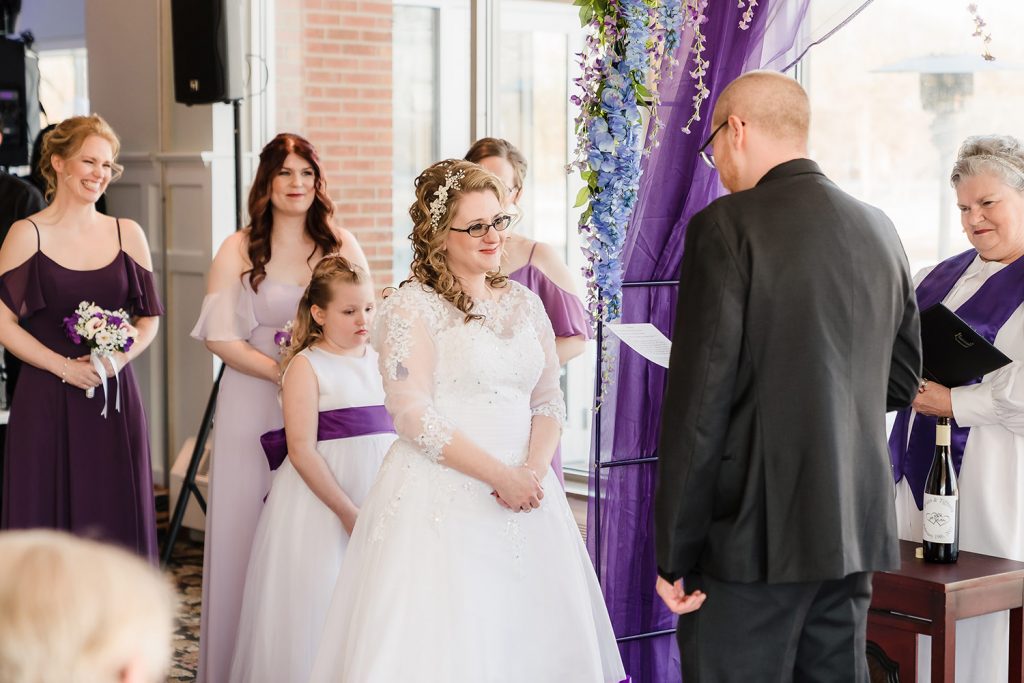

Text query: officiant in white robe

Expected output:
[892,134,1024,682]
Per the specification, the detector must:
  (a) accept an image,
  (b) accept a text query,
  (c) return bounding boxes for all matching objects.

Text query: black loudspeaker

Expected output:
[0,35,39,168]
[0,0,21,35]
[170,0,244,105]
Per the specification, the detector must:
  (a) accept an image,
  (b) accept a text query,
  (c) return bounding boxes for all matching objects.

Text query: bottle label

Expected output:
[936,423,951,447]
[923,493,957,544]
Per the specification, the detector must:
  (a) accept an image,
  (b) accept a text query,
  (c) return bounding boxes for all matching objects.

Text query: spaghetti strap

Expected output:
[116,218,122,248]
[26,219,40,251]
[526,242,538,265]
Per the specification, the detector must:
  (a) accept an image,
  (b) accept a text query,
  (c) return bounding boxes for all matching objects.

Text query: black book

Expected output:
[920,303,1012,387]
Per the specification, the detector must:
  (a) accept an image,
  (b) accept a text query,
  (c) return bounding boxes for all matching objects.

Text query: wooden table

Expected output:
[868,540,1024,682]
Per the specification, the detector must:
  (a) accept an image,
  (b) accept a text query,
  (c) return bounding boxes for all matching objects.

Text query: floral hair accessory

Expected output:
[429,168,466,233]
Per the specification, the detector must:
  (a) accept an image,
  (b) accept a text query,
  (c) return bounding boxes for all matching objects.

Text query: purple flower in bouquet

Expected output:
[274,320,295,356]
[62,315,82,345]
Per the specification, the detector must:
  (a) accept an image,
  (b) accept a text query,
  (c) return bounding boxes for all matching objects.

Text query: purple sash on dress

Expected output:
[889,248,1024,508]
[260,404,395,471]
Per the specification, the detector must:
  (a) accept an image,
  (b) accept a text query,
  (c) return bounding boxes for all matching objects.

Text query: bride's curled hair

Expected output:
[282,254,366,368]
[405,159,508,322]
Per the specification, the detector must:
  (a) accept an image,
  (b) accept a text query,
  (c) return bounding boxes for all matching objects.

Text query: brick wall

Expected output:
[276,0,394,287]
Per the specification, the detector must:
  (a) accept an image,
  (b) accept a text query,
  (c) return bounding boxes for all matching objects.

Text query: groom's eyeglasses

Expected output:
[449,214,514,238]
[698,120,728,169]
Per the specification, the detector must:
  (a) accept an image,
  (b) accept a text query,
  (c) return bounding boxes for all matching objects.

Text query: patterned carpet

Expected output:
[165,535,203,681]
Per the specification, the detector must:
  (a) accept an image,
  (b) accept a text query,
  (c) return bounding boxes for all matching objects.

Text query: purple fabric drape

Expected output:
[586,2,818,680]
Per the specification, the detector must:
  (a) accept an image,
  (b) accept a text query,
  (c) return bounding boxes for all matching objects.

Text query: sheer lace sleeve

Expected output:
[372,285,455,462]
[190,277,258,342]
[524,289,566,426]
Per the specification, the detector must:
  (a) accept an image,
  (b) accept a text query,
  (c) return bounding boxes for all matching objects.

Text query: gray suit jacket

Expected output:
[654,159,922,584]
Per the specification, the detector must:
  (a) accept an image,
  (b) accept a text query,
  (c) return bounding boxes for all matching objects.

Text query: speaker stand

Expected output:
[161,98,244,566]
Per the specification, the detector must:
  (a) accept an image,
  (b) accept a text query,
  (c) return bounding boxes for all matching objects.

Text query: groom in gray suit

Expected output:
[654,71,922,682]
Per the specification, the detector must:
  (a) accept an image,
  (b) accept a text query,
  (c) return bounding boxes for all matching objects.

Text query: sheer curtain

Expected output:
[586,2,875,680]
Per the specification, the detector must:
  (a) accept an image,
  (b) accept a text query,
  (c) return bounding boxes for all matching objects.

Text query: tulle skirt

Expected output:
[308,434,625,682]
[229,433,395,683]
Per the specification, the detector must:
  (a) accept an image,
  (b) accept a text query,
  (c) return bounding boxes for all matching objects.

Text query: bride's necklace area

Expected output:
[459,275,499,304]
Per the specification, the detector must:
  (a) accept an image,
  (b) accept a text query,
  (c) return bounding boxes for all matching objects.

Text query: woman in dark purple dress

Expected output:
[0,115,163,561]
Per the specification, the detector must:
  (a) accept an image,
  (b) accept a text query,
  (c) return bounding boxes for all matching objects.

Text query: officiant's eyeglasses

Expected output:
[449,214,513,237]
[698,120,729,169]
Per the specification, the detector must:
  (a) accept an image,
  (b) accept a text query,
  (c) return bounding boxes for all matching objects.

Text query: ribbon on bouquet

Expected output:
[87,350,122,418]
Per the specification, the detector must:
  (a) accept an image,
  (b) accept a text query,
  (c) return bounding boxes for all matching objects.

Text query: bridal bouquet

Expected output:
[63,301,138,417]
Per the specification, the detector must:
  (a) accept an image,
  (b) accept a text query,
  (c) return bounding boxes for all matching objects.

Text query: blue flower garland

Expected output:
[571,0,691,329]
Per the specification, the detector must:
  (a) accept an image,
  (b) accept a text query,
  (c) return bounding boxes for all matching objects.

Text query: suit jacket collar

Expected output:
[755,158,823,187]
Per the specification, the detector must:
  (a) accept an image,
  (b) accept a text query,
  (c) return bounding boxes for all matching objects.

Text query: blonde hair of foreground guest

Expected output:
[38,113,124,202]
[405,159,508,323]
[282,253,367,368]
[0,530,176,683]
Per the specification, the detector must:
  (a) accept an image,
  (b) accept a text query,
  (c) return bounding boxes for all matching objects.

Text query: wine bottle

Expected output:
[922,416,959,563]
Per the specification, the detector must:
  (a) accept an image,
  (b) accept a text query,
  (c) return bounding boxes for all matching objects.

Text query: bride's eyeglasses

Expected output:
[449,214,513,238]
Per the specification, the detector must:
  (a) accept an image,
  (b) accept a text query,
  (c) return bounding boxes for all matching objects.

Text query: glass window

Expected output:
[392,0,472,281]
[806,0,1024,274]
[393,5,440,279]
[38,47,89,123]
[494,0,591,473]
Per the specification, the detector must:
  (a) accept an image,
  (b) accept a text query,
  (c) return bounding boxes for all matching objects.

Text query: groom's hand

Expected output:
[655,576,706,615]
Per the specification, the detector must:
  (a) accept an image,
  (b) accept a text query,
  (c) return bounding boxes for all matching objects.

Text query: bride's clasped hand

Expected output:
[491,463,545,511]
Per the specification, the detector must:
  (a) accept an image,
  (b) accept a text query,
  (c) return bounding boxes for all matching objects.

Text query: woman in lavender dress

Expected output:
[465,138,592,483]
[191,133,367,683]
[0,115,163,560]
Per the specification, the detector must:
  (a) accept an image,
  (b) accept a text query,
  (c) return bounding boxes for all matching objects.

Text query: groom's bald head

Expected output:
[712,70,810,146]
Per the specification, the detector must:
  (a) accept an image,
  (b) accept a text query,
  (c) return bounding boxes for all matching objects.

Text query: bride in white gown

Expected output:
[308,160,626,682]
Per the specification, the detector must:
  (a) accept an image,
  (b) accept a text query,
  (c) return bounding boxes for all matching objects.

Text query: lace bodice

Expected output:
[371,280,565,464]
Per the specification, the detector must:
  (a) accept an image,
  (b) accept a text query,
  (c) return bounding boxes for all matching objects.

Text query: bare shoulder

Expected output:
[333,224,356,247]
[0,219,41,274]
[530,241,581,295]
[333,224,370,271]
[213,229,251,269]
[282,350,321,396]
[206,229,251,292]
[116,218,156,270]
[503,235,535,272]
[283,351,315,384]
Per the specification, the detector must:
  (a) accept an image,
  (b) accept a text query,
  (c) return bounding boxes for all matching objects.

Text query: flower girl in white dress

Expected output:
[228,255,396,683]
[308,161,626,682]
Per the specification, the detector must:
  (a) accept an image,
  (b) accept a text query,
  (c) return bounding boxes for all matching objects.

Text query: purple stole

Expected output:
[260,404,395,471]
[889,248,1024,508]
